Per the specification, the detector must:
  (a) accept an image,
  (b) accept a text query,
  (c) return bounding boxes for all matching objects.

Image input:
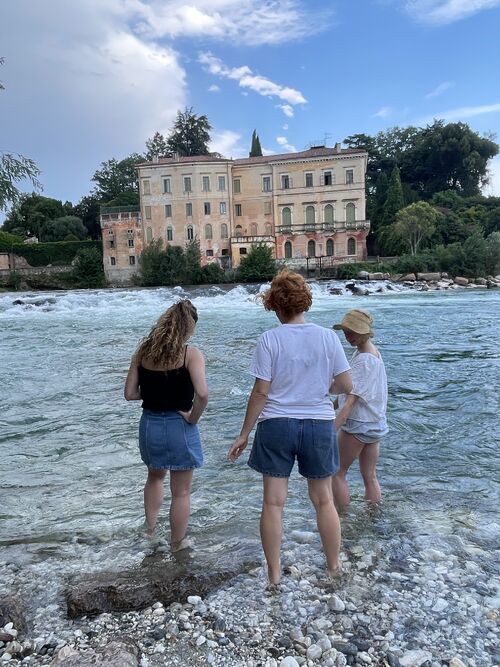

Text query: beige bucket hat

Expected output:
[333,309,373,335]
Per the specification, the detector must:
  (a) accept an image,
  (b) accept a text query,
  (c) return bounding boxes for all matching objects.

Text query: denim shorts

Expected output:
[342,418,388,444]
[139,409,203,470]
[248,418,338,479]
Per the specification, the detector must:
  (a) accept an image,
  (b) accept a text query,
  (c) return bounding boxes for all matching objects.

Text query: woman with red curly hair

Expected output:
[228,270,352,585]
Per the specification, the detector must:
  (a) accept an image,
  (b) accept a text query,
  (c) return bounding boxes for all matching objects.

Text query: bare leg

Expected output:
[144,468,167,535]
[260,476,288,585]
[308,477,341,573]
[169,470,193,545]
[331,431,364,508]
[359,442,381,503]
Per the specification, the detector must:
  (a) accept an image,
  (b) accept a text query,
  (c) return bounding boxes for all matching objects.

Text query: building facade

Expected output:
[100,145,370,282]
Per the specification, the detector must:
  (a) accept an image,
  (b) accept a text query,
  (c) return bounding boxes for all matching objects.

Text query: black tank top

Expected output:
[139,347,195,412]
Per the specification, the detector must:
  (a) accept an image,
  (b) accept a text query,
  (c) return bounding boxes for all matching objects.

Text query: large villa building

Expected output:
[100,144,370,283]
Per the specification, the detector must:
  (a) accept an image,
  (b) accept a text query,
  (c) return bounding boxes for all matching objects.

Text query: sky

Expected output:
[1,0,500,212]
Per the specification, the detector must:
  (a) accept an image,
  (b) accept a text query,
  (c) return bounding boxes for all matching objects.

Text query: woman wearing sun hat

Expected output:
[331,309,388,507]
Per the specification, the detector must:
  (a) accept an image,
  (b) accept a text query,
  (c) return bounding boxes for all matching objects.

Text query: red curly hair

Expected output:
[261,270,312,317]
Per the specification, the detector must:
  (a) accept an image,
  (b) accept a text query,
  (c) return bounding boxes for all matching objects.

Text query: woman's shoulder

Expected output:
[186,345,204,361]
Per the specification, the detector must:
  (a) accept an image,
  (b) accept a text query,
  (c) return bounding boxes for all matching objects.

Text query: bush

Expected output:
[71,247,106,288]
[201,262,225,284]
[238,244,276,283]
[11,240,102,266]
[0,230,24,252]
[41,216,88,242]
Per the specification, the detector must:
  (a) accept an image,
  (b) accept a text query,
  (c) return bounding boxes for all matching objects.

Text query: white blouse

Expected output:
[338,350,388,423]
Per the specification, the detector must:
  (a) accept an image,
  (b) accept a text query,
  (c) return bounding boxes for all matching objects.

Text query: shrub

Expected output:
[72,247,106,288]
[238,244,276,283]
[0,230,24,252]
[201,262,225,284]
[11,240,102,266]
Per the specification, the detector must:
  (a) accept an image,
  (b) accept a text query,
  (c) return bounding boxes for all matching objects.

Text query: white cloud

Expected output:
[405,0,500,25]
[276,136,288,145]
[425,81,454,99]
[276,136,296,152]
[199,52,307,115]
[208,84,220,92]
[282,123,289,130]
[483,154,500,196]
[209,129,246,158]
[134,0,333,46]
[418,102,500,124]
[373,106,393,118]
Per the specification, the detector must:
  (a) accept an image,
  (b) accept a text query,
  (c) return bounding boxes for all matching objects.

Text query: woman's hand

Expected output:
[178,409,195,424]
[228,435,248,462]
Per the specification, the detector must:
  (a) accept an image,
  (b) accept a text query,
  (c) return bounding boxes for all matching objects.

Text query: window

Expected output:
[144,206,152,220]
[305,205,315,226]
[307,240,316,257]
[186,203,193,217]
[187,225,194,240]
[206,249,214,257]
[264,201,272,215]
[218,176,226,191]
[282,207,292,227]
[204,202,211,215]
[221,223,228,239]
[202,176,210,192]
[305,172,313,187]
[239,247,247,255]
[346,202,356,224]
[250,222,258,236]
[127,229,134,234]
[324,204,334,225]
[163,178,171,193]
[128,239,134,247]
[284,241,292,259]
[184,176,192,192]
[346,169,354,185]
[235,224,243,236]
[165,204,172,218]
[235,204,242,216]
[146,226,152,242]
[233,178,241,193]
[220,201,227,215]
[348,237,356,255]
[262,176,271,192]
[265,222,272,236]
[221,248,229,255]
[324,171,333,186]
[167,226,173,241]
[109,240,115,249]
[110,257,116,266]
[281,174,290,189]
[107,229,113,235]
[129,256,136,266]
[142,180,151,195]
[205,223,213,240]
[326,239,334,256]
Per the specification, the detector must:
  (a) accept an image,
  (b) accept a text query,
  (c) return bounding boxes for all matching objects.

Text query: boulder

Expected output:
[475,278,487,285]
[345,282,369,296]
[0,595,26,635]
[416,272,441,281]
[454,276,469,286]
[65,545,259,618]
[50,637,139,666]
[367,272,384,280]
[395,273,416,282]
[357,271,369,279]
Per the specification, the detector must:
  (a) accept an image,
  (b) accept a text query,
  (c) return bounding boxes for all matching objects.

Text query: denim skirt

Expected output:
[139,409,203,470]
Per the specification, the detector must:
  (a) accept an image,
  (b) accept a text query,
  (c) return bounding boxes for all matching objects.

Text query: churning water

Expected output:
[0,282,499,623]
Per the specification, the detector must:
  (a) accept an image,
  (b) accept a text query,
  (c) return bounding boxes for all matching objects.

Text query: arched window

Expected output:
[250,222,258,236]
[205,223,212,240]
[284,241,292,259]
[347,237,356,255]
[324,204,334,224]
[235,224,243,236]
[305,205,315,226]
[265,222,272,236]
[346,202,356,224]
[282,207,291,227]
[166,226,173,242]
[187,225,194,240]
[307,240,316,257]
[326,239,334,256]
[146,226,152,243]
[220,223,228,239]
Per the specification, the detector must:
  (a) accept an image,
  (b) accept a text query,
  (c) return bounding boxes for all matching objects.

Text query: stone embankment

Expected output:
[341,271,500,296]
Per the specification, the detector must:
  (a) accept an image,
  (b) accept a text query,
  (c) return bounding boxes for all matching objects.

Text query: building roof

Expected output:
[137,146,366,169]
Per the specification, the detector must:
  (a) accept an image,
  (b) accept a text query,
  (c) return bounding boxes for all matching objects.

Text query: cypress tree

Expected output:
[249,130,263,157]
[381,166,404,227]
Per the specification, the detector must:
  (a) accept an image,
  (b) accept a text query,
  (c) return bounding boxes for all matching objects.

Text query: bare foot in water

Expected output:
[171,537,193,553]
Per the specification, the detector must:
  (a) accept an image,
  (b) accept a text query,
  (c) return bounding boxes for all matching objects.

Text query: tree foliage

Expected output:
[41,216,88,242]
[72,195,102,239]
[2,194,66,238]
[166,107,212,157]
[238,244,276,282]
[71,247,106,288]
[249,130,263,157]
[392,202,442,255]
[91,153,143,203]
[145,131,171,161]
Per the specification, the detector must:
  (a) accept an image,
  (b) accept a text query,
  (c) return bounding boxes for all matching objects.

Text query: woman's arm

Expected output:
[334,393,358,431]
[228,378,271,461]
[179,347,208,424]
[330,370,353,396]
[124,357,141,401]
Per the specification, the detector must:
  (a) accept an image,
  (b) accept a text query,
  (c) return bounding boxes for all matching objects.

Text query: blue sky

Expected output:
[1,0,500,212]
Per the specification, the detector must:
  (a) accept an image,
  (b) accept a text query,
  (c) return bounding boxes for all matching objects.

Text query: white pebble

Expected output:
[187,595,202,605]
[306,644,322,660]
[196,635,206,646]
[279,658,300,667]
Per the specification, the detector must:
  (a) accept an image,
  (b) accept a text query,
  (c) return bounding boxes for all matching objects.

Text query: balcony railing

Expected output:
[100,205,140,214]
[230,235,275,243]
[276,220,370,235]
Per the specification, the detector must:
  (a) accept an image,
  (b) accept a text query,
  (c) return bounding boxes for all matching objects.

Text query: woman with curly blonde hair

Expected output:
[228,270,352,585]
[125,299,208,551]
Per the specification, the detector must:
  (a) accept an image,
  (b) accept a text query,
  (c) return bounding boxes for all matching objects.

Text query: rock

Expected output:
[187,595,202,605]
[50,638,139,666]
[306,644,322,660]
[345,282,369,296]
[290,531,316,544]
[454,276,469,286]
[399,649,433,666]
[475,278,487,285]
[329,288,343,296]
[417,272,441,281]
[65,546,259,617]
[431,598,448,613]
[368,272,384,280]
[279,658,300,667]
[448,658,467,667]
[333,642,357,656]
[328,595,345,612]
[357,271,369,279]
[0,595,26,634]
[396,273,416,282]
[0,633,14,643]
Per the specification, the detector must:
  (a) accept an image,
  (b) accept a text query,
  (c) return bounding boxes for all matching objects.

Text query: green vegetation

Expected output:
[11,240,101,266]
[0,230,23,251]
[249,130,263,157]
[71,247,106,288]
[238,244,277,283]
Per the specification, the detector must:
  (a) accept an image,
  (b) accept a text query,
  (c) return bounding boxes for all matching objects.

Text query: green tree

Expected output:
[72,247,106,288]
[484,232,500,276]
[72,195,102,239]
[145,131,171,161]
[166,107,212,157]
[381,166,404,228]
[2,194,66,239]
[238,244,276,282]
[184,238,203,284]
[249,130,263,157]
[0,229,23,252]
[201,262,225,284]
[137,240,188,286]
[41,216,88,242]
[91,153,143,203]
[392,201,442,255]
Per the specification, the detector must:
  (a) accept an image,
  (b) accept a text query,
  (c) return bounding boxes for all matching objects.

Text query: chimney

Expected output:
[335,142,342,153]
[152,156,159,164]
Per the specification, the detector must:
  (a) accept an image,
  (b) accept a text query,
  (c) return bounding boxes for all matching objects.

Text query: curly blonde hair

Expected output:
[261,269,312,317]
[135,299,198,368]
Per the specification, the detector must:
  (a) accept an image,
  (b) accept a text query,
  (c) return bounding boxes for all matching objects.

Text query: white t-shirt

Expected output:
[250,323,350,421]
[338,350,388,423]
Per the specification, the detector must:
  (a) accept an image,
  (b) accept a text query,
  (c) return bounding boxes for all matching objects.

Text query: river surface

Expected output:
[0,282,499,623]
